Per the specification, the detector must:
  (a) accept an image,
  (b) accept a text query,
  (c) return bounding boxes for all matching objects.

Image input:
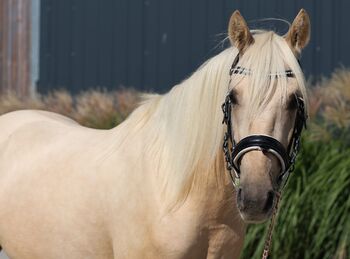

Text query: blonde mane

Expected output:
[123,30,308,205]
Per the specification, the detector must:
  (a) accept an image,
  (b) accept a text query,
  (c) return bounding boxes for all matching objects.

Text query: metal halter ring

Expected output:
[232,144,286,175]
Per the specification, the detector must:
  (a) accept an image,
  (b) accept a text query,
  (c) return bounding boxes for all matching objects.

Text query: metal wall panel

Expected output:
[37,0,349,93]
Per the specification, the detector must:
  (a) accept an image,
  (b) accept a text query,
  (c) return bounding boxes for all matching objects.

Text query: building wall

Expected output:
[31,0,41,95]
[0,0,31,96]
[37,0,350,93]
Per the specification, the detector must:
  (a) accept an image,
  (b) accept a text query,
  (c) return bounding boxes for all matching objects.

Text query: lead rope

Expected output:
[261,100,305,259]
[261,191,282,259]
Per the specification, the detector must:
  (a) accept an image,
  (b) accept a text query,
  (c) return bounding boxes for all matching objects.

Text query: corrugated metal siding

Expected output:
[37,0,350,93]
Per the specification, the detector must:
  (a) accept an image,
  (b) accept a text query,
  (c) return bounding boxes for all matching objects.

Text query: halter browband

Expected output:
[229,54,300,78]
[231,66,295,78]
[222,53,307,190]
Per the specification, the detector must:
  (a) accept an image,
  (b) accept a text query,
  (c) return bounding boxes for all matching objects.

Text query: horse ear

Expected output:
[228,10,254,52]
[285,9,311,53]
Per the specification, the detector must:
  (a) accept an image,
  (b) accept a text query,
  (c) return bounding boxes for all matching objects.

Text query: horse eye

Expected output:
[229,90,238,105]
[287,94,299,110]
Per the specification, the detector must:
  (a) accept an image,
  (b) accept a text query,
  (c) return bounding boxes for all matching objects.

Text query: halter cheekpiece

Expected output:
[222,53,307,190]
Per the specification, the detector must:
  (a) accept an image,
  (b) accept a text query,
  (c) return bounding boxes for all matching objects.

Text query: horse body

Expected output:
[0,110,115,258]
[0,110,245,258]
[0,9,310,259]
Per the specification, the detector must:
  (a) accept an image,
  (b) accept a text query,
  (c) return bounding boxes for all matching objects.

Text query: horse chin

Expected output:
[238,210,272,224]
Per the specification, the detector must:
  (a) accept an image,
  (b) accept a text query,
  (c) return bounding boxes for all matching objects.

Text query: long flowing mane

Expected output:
[121,30,308,204]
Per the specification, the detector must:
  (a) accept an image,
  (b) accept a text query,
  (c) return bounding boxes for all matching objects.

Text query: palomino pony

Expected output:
[0,9,310,259]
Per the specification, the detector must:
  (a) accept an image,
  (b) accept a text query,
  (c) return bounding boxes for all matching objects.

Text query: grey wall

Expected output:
[37,0,350,93]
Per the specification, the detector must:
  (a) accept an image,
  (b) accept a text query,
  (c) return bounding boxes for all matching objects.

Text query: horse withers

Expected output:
[0,9,310,259]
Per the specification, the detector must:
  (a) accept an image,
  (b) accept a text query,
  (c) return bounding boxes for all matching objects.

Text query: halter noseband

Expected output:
[222,53,307,190]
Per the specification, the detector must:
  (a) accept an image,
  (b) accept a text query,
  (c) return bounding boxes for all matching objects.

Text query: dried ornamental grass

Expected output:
[0,89,139,129]
[308,69,350,143]
[0,92,44,114]
[43,90,74,116]
[75,90,119,128]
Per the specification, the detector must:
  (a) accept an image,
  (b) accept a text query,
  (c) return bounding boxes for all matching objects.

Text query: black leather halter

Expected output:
[222,53,307,189]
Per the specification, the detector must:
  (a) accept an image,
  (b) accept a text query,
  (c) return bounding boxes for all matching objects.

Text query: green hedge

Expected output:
[241,137,350,258]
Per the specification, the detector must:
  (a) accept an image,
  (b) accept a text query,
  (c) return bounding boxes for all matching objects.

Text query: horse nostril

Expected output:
[263,191,275,213]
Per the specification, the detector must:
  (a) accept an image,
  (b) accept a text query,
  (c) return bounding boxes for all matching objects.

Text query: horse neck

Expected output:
[127,48,236,205]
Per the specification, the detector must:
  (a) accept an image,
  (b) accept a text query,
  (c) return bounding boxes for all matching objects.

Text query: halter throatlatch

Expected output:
[222,53,307,190]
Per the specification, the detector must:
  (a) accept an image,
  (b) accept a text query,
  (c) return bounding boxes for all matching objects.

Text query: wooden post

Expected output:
[0,0,31,97]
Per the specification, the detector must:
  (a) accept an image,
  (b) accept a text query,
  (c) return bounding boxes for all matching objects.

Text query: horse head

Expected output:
[224,9,310,222]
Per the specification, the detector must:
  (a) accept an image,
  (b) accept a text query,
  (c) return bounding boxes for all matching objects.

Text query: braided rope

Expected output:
[262,192,282,259]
